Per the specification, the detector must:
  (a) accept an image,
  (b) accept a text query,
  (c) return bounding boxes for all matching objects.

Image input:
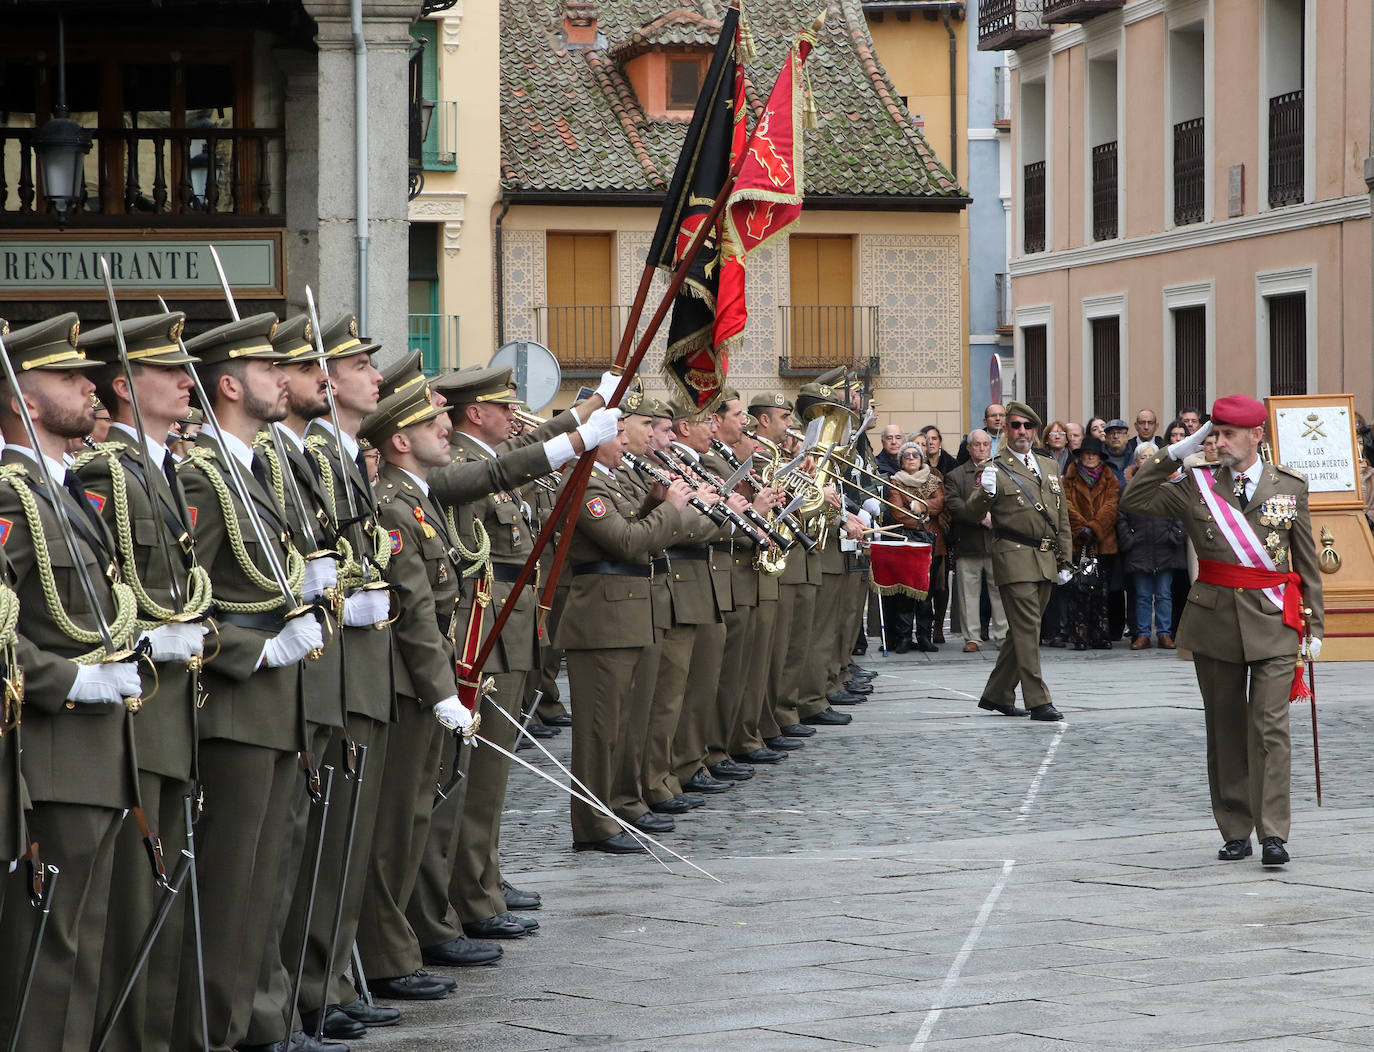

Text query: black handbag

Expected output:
[1070,546,1100,594]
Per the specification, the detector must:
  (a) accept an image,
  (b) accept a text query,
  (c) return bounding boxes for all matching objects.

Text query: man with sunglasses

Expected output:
[967,401,1073,722]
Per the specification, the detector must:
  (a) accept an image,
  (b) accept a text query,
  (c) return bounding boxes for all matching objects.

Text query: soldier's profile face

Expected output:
[714,398,745,444]
[649,417,674,450]
[331,352,383,416]
[134,362,195,424]
[24,369,97,440]
[624,414,653,455]
[283,361,329,420]
[410,416,452,469]
[1213,424,1261,467]
[242,361,289,424]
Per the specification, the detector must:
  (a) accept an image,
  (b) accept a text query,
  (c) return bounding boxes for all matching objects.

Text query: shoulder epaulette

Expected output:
[1273,462,1307,481]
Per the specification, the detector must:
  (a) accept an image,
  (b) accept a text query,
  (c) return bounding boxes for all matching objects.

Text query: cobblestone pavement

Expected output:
[359,641,1374,1051]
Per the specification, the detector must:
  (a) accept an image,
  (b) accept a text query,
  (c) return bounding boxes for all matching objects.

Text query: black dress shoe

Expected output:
[891,638,912,654]
[301,1007,364,1041]
[1092,639,1113,650]
[528,722,560,738]
[650,795,692,814]
[1262,836,1289,866]
[827,689,867,706]
[847,664,875,678]
[842,679,874,694]
[733,747,786,764]
[678,794,706,808]
[416,969,457,992]
[337,999,401,1028]
[1217,839,1253,861]
[500,910,538,932]
[764,735,803,751]
[683,770,734,793]
[1029,703,1064,721]
[574,832,647,854]
[462,914,529,939]
[801,707,852,726]
[546,713,573,726]
[1047,636,1068,648]
[369,971,451,1000]
[1073,641,1088,651]
[290,1032,349,1052]
[708,760,755,781]
[977,699,1029,717]
[422,935,503,967]
[501,880,542,911]
[633,811,674,832]
[780,723,817,737]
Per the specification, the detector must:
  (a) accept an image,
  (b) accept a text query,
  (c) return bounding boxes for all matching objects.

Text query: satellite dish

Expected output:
[489,340,561,412]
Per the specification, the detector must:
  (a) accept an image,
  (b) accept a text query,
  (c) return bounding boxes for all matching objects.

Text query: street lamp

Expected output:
[187,117,219,210]
[32,16,92,228]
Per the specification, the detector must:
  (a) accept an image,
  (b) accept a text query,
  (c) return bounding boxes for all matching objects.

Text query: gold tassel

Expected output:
[803,63,819,129]
[737,0,757,65]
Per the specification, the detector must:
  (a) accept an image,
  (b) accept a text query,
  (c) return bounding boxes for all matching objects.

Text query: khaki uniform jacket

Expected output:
[943,459,994,557]
[305,422,395,725]
[375,462,462,706]
[698,450,736,613]
[558,467,682,650]
[660,445,729,624]
[1119,453,1324,663]
[0,448,137,807]
[180,433,304,753]
[76,437,198,780]
[616,465,675,637]
[966,447,1072,585]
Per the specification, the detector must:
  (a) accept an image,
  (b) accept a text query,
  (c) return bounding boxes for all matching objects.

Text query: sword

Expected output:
[313,744,368,1044]
[1305,607,1321,806]
[283,765,335,1049]
[183,794,210,1052]
[6,861,57,1052]
[431,732,466,812]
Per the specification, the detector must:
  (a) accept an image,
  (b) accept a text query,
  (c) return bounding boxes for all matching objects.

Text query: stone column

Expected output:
[303,1,423,359]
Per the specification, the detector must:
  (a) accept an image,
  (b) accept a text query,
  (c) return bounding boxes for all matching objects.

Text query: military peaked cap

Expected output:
[183,313,284,365]
[3,312,98,371]
[80,311,197,367]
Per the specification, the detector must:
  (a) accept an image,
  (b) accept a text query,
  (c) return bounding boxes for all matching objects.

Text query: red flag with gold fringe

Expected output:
[869,540,933,600]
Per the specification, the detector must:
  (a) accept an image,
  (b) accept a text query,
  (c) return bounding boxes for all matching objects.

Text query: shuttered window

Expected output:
[1091,316,1121,421]
[1268,293,1307,396]
[1172,305,1206,417]
[1022,325,1048,426]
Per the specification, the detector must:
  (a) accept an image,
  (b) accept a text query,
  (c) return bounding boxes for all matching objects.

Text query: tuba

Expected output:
[797,398,859,548]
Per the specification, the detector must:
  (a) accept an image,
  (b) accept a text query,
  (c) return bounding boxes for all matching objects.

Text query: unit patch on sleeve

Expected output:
[586,497,607,519]
[389,529,403,554]
[84,491,107,514]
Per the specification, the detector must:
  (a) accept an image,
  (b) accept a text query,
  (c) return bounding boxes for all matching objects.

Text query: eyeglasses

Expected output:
[1006,420,1034,430]
[1047,430,1066,437]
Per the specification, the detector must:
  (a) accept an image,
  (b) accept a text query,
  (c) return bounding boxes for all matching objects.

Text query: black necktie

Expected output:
[62,470,109,548]
[251,451,271,493]
[1234,473,1249,508]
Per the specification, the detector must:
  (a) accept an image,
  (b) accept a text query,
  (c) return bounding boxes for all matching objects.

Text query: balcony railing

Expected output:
[1043,0,1125,23]
[778,305,879,374]
[1268,90,1304,208]
[1023,160,1046,254]
[408,313,460,375]
[993,66,1011,126]
[422,100,458,172]
[534,305,628,372]
[978,0,1051,52]
[0,126,285,224]
[995,273,1012,332]
[1173,117,1205,226]
[1091,140,1118,241]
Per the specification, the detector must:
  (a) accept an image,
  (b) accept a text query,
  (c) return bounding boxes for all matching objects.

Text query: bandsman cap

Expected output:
[748,390,793,413]
[795,382,853,423]
[379,349,428,400]
[433,365,521,406]
[271,315,325,362]
[80,311,198,367]
[359,384,447,446]
[320,313,381,360]
[184,313,285,364]
[2,312,98,371]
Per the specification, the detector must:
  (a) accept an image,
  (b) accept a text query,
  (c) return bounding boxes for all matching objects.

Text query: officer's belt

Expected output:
[652,555,670,575]
[489,562,527,584]
[573,561,651,579]
[218,610,287,633]
[994,528,1053,552]
[665,546,709,561]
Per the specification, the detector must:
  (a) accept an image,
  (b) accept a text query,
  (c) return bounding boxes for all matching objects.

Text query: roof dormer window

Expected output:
[667,56,704,110]
[613,9,719,120]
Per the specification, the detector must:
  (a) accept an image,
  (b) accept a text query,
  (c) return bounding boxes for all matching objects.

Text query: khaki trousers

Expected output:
[799,573,844,718]
[644,623,696,803]
[567,647,642,842]
[670,621,726,785]
[772,583,815,729]
[1194,653,1293,842]
[746,596,781,743]
[982,580,1053,710]
[613,642,662,821]
[709,604,754,766]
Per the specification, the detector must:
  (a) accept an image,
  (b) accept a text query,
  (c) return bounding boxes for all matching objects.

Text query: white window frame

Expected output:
[1083,25,1125,246]
[1161,281,1216,423]
[1081,293,1128,424]
[1015,50,1052,259]
[1257,0,1316,212]
[1014,303,1055,424]
[1255,266,1317,397]
[1164,1,1214,231]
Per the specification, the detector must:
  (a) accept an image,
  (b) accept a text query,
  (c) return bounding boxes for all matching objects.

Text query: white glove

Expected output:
[138,621,208,663]
[342,588,391,628]
[1056,568,1074,585]
[542,433,576,470]
[434,696,474,731]
[575,407,622,451]
[301,555,339,602]
[980,466,998,496]
[594,370,620,404]
[862,497,882,518]
[259,615,325,668]
[857,509,873,528]
[1167,420,1212,462]
[67,662,142,705]
[1305,637,1322,661]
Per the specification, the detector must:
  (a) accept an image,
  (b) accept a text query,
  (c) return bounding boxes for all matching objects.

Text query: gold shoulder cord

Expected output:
[0,465,137,663]
[179,447,305,613]
[0,583,21,731]
[73,443,213,630]
[304,434,391,583]
[446,505,491,579]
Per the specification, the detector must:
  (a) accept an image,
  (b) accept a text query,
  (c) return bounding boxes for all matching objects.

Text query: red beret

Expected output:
[1210,394,1267,428]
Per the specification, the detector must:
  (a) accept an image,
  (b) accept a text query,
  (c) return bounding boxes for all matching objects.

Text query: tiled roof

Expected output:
[500,0,965,200]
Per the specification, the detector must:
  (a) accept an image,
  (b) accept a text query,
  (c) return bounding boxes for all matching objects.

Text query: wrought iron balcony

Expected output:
[534,305,629,372]
[978,0,1051,52]
[1091,140,1118,241]
[1023,160,1046,254]
[1042,0,1124,24]
[1267,90,1304,208]
[0,125,284,225]
[1173,117,1205,226]
[408,313,461,375]
[778,305,879,375]
[422,100,458,172]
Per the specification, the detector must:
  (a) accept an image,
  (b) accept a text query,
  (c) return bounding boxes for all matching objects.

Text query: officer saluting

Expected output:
[1120,396,1323,866]
[0,313,143,1052]
[967,400,1073,722]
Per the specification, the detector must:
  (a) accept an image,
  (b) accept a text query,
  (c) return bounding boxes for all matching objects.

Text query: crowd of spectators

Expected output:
[871,403,1218,654]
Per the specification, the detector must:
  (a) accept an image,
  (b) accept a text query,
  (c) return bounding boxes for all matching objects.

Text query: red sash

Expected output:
[1196,558,1311,701]
[455,568,492,713]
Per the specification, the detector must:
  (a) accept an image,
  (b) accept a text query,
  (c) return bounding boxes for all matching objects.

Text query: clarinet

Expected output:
[711,440,814,551]
[654,448,773,549]
[623,452,728,526]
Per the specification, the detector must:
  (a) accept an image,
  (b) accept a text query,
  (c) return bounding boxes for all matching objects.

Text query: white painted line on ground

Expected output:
[1016,720,1067,822]
[903,679,981,701]
[909,720,1067,1050]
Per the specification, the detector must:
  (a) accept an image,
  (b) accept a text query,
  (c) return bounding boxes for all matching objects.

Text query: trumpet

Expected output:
[824,450,931,520]
[653,448,775,549]
[513,408,547,429]
[711,439,813,552]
